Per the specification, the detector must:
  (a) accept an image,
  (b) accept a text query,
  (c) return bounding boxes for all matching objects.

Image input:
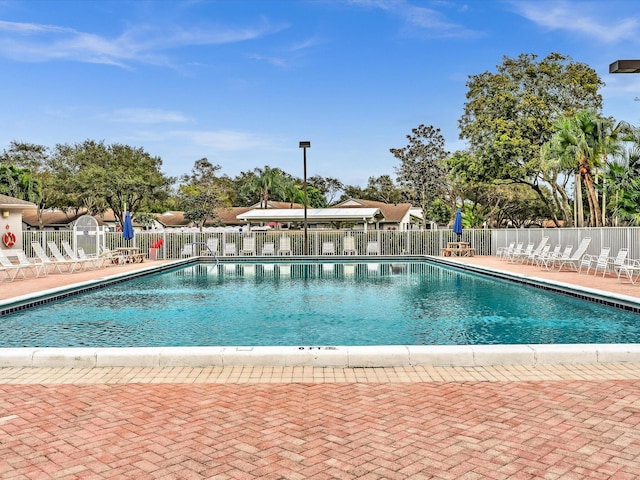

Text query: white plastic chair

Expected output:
[224,243,237,256]
[31,242,72,274]
[205,238,219,256]
[580,247,610,275]
[366,241,380,255]
[262,242,275,255]
[342,237,357,255]
[322,241,335,255]
[241,237,255,255]
[278,237,292,255]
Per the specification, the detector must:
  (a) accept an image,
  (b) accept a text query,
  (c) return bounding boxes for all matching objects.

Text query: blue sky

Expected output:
[1,0,639,187]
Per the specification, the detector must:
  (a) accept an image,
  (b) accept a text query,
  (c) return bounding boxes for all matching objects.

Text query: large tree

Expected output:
[459,52,603,225]
[0,141,60,228]
[179,158,229,230]
[307,175,344,205]
[391,124,448,227]
[52,140,173,226]
[0,164,41,203]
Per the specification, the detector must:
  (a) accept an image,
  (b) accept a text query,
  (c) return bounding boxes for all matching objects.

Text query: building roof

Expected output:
[22,209,87,228]
[0,194,37,208]
[156,202,304,228]
[334,198,414,223]
[237,208,383,223]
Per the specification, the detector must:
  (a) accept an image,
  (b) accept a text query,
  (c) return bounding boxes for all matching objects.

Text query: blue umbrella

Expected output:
[453,208,463,238]
[122,211,135,241]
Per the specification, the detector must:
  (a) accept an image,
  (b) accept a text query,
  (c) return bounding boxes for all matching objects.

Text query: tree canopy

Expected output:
[391,124,448,227]
[458,52,603,225]
[52,140,173,226]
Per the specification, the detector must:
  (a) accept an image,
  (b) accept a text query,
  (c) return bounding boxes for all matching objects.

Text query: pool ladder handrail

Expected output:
[187,242,219,265]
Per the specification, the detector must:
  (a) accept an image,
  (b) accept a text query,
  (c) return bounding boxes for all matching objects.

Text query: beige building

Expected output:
[0,194,37,253]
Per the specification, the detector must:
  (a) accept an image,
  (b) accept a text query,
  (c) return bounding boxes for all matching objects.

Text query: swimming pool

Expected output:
[2,261,640,348]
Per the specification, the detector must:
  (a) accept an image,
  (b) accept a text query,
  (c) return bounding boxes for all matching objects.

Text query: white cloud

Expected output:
[348,0,481,38]
[513,0,640,44]
[170,129,282,152]
[0,17,285,68]
[104,108,191,124]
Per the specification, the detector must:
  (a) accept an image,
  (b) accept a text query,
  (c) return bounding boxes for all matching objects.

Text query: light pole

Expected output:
[299,141,311,255]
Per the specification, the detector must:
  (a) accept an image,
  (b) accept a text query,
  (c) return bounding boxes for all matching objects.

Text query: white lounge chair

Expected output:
[535,244,560,267]
[97,246,126,266]
[262,242,275,255]
[579,247,610,275]
[530,244,550,266]
[15,250,46,277]
[62,241,101,270]
[224,242,237,256]
[521,237,549,264]
[366,241,380,255]
[31,242,73,274]
[322,241,335,255]
[617,258,640,284]
[504,243,523,262]
[278,237,292,255]
[540,244,572,270]
[609,248,629,278]
[0,250,32,281]
[0,263,22,282]
[509,243,534,263]
[47,241,88,272]
[181,244,195,257]
[496,242,515,259]
[554,238,592,272]
[204,238,219,256]
[343,236,357,255]
[241,237,255,255]
[77,248,108,269]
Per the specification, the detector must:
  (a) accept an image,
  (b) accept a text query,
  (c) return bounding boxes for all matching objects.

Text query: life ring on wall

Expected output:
[2,231,16,248]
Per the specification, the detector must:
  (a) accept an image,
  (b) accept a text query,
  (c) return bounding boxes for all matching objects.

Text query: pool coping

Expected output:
[2,256,640,368]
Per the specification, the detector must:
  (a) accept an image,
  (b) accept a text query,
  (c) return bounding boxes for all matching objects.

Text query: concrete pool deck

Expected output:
[2,256,640,369]
[2,257,640,478]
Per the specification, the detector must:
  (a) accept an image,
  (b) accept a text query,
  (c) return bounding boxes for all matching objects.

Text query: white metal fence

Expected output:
[491,227,640,260]
[21,227,640,260]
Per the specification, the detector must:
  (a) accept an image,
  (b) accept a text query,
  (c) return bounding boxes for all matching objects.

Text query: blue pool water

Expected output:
[1,261,640,347]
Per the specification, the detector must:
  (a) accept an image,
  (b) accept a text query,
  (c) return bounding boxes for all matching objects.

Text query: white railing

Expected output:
[21,227,640,260]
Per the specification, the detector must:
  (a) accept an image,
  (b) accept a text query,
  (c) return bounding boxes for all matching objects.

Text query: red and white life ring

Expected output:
[2,231,16,248]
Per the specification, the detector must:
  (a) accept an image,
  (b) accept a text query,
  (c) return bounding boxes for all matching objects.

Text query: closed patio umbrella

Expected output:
[123,211,135,241]
[453,208,463,239]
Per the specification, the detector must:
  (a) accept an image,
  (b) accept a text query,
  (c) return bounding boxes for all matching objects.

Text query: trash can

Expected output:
[149,247,158,261]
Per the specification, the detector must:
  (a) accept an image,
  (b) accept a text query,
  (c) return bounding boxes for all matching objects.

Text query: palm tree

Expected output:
[242,166,286,208]
[596,119,628,225]
[607,126,640,225]
[281,178,305,208]
[548,110,613,227]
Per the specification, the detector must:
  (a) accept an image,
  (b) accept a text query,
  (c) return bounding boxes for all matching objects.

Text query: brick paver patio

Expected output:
[2,257,640,478]
[2,375,640,479]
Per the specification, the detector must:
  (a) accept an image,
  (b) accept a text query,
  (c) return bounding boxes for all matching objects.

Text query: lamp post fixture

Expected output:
[299,141,311,255]
[609,60,640,74]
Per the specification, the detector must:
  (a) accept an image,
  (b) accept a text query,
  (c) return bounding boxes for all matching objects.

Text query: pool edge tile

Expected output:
[471,345,536,366]
[0,348,37,367]
[159,347,225,367]
[96,347,160,367]
[408,345,475,366]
